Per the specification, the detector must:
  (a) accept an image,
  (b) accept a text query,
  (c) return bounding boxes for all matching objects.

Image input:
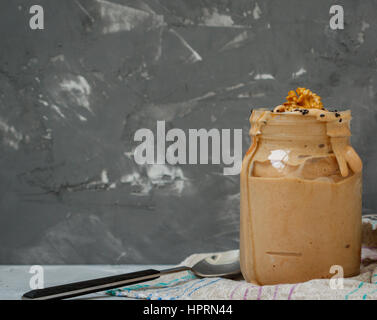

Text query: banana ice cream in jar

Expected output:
[240,88,363,285]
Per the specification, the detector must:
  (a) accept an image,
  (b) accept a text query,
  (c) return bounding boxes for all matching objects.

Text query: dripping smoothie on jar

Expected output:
[240,88,362,285]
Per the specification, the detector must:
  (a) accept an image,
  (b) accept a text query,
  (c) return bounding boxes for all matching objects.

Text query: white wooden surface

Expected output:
[0,265,174,300]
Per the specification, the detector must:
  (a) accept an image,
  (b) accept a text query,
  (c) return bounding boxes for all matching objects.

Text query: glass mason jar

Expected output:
[240,109,362,285]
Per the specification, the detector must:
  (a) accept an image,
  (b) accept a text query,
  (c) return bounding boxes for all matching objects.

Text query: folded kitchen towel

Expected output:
[107,215,377,300]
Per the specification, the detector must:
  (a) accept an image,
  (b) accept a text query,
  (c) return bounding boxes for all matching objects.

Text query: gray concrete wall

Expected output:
[0,0,376,264]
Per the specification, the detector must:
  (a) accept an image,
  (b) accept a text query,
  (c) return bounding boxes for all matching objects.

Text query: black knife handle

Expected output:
[22,269,160,300]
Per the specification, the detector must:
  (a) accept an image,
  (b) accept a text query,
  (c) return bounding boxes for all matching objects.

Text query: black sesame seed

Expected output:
[335,113,340,117]
[320,114,325,118]
[339,118,342,123]
[302,109,309,115]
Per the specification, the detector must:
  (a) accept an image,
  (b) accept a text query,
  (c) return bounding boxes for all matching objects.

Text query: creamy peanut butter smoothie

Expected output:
[240,88,363,285]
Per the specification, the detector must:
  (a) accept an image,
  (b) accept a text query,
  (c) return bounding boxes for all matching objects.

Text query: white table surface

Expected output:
[0,265,175,300]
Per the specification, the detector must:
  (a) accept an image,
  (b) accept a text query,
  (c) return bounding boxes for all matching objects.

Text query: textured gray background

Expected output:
[0,0,376,264]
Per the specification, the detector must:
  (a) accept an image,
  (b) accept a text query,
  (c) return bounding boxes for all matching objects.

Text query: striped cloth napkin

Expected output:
[107,215,377,300]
